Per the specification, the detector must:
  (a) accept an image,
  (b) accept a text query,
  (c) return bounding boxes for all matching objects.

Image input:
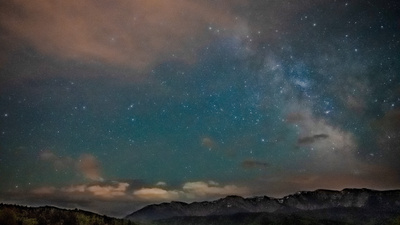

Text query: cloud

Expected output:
[62,185,86,193]
[131,180,249,201]
[133,188,180,201]
[87,182,129,198]
[182,181,248,198]
[0,0,244,71]
[261,52,368,174]
[31,186,56,195]
[39,150,75,170]
[297,134,329,146]
[132,181,249,200]
[156,181,167,187]
[287,110,356,152]
[284,109,358,172]
[39,150,57,161]
[40,150,103,181]
[29,180,248,202]
[3,183,140,218]
[60,182,130,199]
[78,154,103,181]
[201,137,217,150]
[17,180,245,216]
[241,159,269,169]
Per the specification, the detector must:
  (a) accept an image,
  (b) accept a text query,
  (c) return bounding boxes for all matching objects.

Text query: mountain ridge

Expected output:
[125,188,400,222]
[0,203,134,224]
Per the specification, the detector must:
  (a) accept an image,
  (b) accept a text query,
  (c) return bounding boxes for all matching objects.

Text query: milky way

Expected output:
[0,0,399,217]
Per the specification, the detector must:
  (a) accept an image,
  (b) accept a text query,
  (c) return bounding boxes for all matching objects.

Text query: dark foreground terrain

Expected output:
[1,189,400,224]
[0,204,135,225]
[127,189,400,225]
[149,207,400,225]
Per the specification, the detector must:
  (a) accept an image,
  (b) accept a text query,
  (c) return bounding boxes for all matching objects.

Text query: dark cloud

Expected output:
[297,134,329,146]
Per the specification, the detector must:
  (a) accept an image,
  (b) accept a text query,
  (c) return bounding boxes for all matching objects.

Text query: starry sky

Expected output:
[1,0,400,217]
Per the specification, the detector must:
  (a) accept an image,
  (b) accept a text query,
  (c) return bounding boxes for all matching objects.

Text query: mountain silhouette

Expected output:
[126,188,400,224]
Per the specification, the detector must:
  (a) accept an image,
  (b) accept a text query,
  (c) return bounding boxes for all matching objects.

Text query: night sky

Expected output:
[1,0,400,217]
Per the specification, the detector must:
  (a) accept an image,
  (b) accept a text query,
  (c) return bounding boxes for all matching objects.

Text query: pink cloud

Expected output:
[133,188,180,201]
[87,182,129,198]
[0,0,243,72]
[78,154,103,181]
[31,186,56,195]
[40,150,103,181]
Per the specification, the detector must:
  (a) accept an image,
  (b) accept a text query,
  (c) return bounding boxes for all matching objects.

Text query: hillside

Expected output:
[127,188,400,224]
[0,204,135,225]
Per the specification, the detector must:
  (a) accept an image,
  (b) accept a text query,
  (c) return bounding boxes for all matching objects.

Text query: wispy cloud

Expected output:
[78,154,103,182]
[133,180,249,201]
[86,182,129,198]
[285,109,357,168]
[201,137,217,150]
[31,186,56,195]
[40,150,103,181]
[133,188,180,201]
[31,182,130,200]
[0,0,244,71]
[182,181,248,198]
[40,150,75,170]
[156,181,167,187]
[29,180,248,202]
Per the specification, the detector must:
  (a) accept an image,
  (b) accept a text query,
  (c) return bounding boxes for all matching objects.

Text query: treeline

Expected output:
[0,204,135,225]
